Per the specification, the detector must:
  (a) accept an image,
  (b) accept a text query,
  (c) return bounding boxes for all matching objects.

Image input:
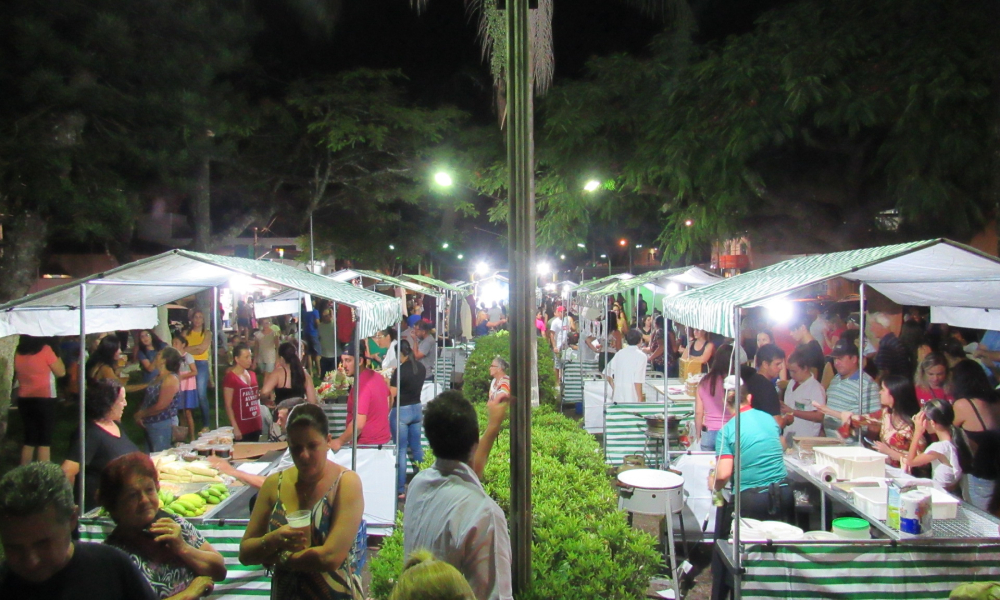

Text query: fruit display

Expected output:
[160,484,231,518]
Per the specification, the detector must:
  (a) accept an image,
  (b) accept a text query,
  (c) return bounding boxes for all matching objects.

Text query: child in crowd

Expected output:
[905,398,962,494]
[172,334,199,442]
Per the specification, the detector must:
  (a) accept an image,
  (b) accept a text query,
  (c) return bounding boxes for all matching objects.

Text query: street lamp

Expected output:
[434,171,453,187]
[476,261,490,276]
[560,254,566,260]
[389,244,395,250]
[583,180,600,192]
[576,243,586,248]
[619,239,627,247]
[442,242,449,249]
[684,219,694,227]
[457,254,464,260]
[537,261,551,275]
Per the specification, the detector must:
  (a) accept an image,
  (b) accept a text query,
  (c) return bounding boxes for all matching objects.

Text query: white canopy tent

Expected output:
[0,249,404,511]
[252,289,302,320]
[660,238,1000,591]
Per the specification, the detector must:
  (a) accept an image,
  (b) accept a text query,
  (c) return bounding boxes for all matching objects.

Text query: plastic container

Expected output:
[854,485,958,520]
[832,517,872,539]
[852,486,889,520]
[815,446,886,480]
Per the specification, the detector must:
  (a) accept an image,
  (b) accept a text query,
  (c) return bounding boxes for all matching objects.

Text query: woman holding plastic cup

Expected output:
[240,403,364,599]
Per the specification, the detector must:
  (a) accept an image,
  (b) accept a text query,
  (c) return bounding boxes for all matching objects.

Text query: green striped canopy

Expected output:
[662,239,1000,337]
[0,250,402,338]
[350,269,441,297]
[573,272,633,293]
[581,267,700,301]
[403,273,466,294]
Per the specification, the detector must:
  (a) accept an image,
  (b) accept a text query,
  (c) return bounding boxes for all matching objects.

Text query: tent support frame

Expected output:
[78,284,87,509]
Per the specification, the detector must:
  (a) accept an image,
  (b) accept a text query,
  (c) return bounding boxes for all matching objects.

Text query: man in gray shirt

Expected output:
[413,320,437,380]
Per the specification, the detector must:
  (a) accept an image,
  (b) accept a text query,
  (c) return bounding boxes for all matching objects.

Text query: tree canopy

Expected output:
[520,0,1000,259]
[0,0,256,300]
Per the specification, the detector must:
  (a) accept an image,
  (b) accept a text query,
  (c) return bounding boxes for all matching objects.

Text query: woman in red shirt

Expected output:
[14,336,65,464]
[915,352,953,405]
[223,343,262,441]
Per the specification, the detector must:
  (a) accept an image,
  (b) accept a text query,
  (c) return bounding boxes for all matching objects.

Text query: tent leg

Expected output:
[213,286,220,429]
[663,318,671,468]
[395,318,402,501]
[732,308,742,567]
[858,283,867,444]
[351,325,360,472]
[78,284,88,509]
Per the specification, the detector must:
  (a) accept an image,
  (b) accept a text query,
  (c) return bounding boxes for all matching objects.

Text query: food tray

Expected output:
[815,446,886,480]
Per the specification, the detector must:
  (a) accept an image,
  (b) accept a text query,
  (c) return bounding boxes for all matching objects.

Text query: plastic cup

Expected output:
[285,509,312,548]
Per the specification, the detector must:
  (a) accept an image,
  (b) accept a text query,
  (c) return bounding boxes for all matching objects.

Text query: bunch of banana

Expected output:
[198,483,230,505]
[161,493,212,518]
[157,489,176,506]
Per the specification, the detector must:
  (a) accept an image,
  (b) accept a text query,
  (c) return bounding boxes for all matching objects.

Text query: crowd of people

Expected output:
[3,290,518,599]
[0,386,510,599]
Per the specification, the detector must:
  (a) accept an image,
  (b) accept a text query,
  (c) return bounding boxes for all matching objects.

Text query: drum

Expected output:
[617,468,685,516]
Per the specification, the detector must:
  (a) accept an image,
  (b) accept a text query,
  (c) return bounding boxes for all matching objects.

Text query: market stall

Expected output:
[660,239,1000,598]
[573,266,721,433]
[401,272,466,388]
[0,249,403,522]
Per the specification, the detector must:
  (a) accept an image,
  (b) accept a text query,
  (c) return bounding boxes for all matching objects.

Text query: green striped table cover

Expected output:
[604,401,695,465]
[80,519,271,598]
[741,542,1000,599]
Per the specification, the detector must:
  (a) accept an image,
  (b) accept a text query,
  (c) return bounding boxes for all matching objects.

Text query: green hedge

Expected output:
[368,404,661,599]
[463,331,558,408]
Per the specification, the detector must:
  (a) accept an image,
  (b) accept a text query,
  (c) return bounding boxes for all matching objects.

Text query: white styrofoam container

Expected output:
[815,446,887,480]
[853,486,960,520]
[852,486,888,520]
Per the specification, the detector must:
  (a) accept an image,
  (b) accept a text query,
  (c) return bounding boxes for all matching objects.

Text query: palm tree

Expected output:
[408,0,695,116]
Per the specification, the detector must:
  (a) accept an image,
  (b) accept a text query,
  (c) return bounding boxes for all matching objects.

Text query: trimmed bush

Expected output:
[368,403,660,599]
[463,330,558,408]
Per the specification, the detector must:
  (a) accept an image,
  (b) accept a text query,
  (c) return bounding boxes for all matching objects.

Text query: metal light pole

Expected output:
[507,0,534,592]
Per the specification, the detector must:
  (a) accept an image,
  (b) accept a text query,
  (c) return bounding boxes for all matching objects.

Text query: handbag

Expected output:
[320,473,366,600]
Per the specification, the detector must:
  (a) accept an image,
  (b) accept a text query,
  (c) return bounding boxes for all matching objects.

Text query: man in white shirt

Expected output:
[604,329,648,403]
[780,349,826,437]
[403,391,513,600]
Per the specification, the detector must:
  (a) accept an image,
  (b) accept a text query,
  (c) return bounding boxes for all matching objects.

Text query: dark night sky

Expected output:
[250,0,789,119]
[252,0,673,120]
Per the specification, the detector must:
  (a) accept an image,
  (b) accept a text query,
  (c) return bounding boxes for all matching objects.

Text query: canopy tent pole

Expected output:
[434,294,440,388]
[663,318,672,467]
[297,292,303,366]
[332,299,337,358]
[351,323,360,472]
[395,316,402,503]
[635,286,639,332]
[78,284,87,509]
[858,283,867,444]
[212,286,220,429]
[732,306,743,595]
[602,303,609,405]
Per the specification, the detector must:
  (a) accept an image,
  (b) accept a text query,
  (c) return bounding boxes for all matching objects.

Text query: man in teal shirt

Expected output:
[710,376,792,600]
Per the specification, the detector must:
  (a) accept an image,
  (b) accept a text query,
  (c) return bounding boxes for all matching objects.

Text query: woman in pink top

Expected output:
[14,336,65,464]
[695,344,733,452]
